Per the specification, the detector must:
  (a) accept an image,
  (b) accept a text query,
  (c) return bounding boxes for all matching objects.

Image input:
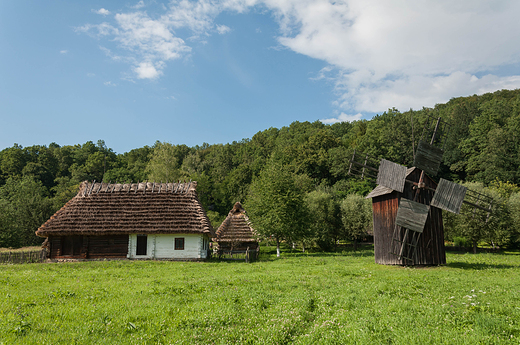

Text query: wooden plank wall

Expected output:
[372,192,401,265]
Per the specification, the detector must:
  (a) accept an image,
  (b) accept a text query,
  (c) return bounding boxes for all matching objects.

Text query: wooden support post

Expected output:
[398,228,409,260]
[362,154,368,179]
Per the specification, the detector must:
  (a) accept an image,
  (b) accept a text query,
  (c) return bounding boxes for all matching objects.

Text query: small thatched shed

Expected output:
[214,202,258,253]
[366,167,445,266]
[36,181,214,260]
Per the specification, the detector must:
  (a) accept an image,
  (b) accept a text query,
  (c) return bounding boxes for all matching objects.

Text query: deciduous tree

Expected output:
[246,162,309,257]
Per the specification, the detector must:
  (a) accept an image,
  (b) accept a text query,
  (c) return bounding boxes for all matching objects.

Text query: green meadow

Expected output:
[1,247,519,344]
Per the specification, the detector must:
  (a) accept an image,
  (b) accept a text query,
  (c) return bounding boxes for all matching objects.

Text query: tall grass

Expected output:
[1,247,519,344]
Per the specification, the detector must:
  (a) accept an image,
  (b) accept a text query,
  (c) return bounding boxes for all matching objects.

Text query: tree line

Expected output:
[1,89,520,251]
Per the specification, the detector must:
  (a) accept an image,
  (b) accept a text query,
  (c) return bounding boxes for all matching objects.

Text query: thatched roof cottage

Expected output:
[36,181,214,260]
[214,202,258,252]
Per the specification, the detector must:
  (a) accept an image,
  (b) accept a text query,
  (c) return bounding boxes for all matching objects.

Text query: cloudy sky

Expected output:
[2,0,520,153]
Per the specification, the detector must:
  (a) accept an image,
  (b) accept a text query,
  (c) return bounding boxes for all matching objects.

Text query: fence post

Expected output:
[246,247,249,263]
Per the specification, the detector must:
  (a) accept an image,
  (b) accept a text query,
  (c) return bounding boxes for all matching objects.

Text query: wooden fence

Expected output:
[217,247,258,263]
[0,250,46,264]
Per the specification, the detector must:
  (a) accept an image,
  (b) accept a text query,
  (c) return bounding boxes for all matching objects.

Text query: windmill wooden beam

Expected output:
[348,150,379,180]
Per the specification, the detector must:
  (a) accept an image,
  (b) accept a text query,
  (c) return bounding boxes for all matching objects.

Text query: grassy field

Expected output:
[1,246,519,344]
[0,246,41,252]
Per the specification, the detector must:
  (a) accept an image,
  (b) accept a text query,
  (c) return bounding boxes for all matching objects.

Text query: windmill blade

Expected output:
[389,198,430,264]
[376,159,408,193]
[417,114,450,149]
[413,140,444,176]
[430,179,493,216]
[390,225,422,264]
[412,115,450,176]
[348,150,379,180]
[431,178,467,214]
[395,198,430,233]
[463,188,494,217]
[349,151,408,193]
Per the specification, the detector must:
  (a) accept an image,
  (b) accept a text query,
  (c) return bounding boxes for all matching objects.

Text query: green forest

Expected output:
[1,89,520,251]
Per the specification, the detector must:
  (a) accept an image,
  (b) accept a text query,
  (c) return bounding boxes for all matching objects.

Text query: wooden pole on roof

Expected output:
[88,181,96,196]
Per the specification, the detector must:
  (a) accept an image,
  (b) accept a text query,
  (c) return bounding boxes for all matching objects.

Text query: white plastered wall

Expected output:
[127,234,208,259]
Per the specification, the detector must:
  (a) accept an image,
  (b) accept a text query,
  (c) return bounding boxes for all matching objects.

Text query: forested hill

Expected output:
[1,88,520,248]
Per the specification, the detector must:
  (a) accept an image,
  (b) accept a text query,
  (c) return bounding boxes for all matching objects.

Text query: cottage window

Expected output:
[136,235,147,255]
[174,238,184,250]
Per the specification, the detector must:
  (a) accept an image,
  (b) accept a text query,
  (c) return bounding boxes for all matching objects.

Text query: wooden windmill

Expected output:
[349,115,493,265]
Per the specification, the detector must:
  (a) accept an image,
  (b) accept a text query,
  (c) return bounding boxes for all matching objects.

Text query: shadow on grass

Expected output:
[253,244,375,262]
[445,247,509,254]
[445,261,519,270]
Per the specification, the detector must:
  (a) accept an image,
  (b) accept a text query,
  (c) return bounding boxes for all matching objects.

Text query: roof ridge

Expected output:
[79,180,197,197]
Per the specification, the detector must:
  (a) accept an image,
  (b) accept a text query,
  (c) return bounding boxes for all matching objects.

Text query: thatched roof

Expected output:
[36,181,214,237]
[214,202,257,243]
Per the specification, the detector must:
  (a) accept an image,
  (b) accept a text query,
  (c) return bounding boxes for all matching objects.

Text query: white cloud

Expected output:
[216,24,231,34]
[78,0,520,111]
[132,1,145,9]
[93,8,110,16]
[104,81,117,86]
[75,22,117,37]
[99,46,124,61]
[134,61,162,79]
[333,72,520,113]
[321,112,362,124]
[114,12,191,61]
[264,0,520,112]
[78,1,257,80]
[60,50,68,54]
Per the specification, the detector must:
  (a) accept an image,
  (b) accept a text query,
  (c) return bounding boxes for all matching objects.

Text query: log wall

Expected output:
[48,235,128,259]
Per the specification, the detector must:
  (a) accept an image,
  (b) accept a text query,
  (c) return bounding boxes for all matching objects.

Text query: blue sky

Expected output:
[2,1,520,154]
